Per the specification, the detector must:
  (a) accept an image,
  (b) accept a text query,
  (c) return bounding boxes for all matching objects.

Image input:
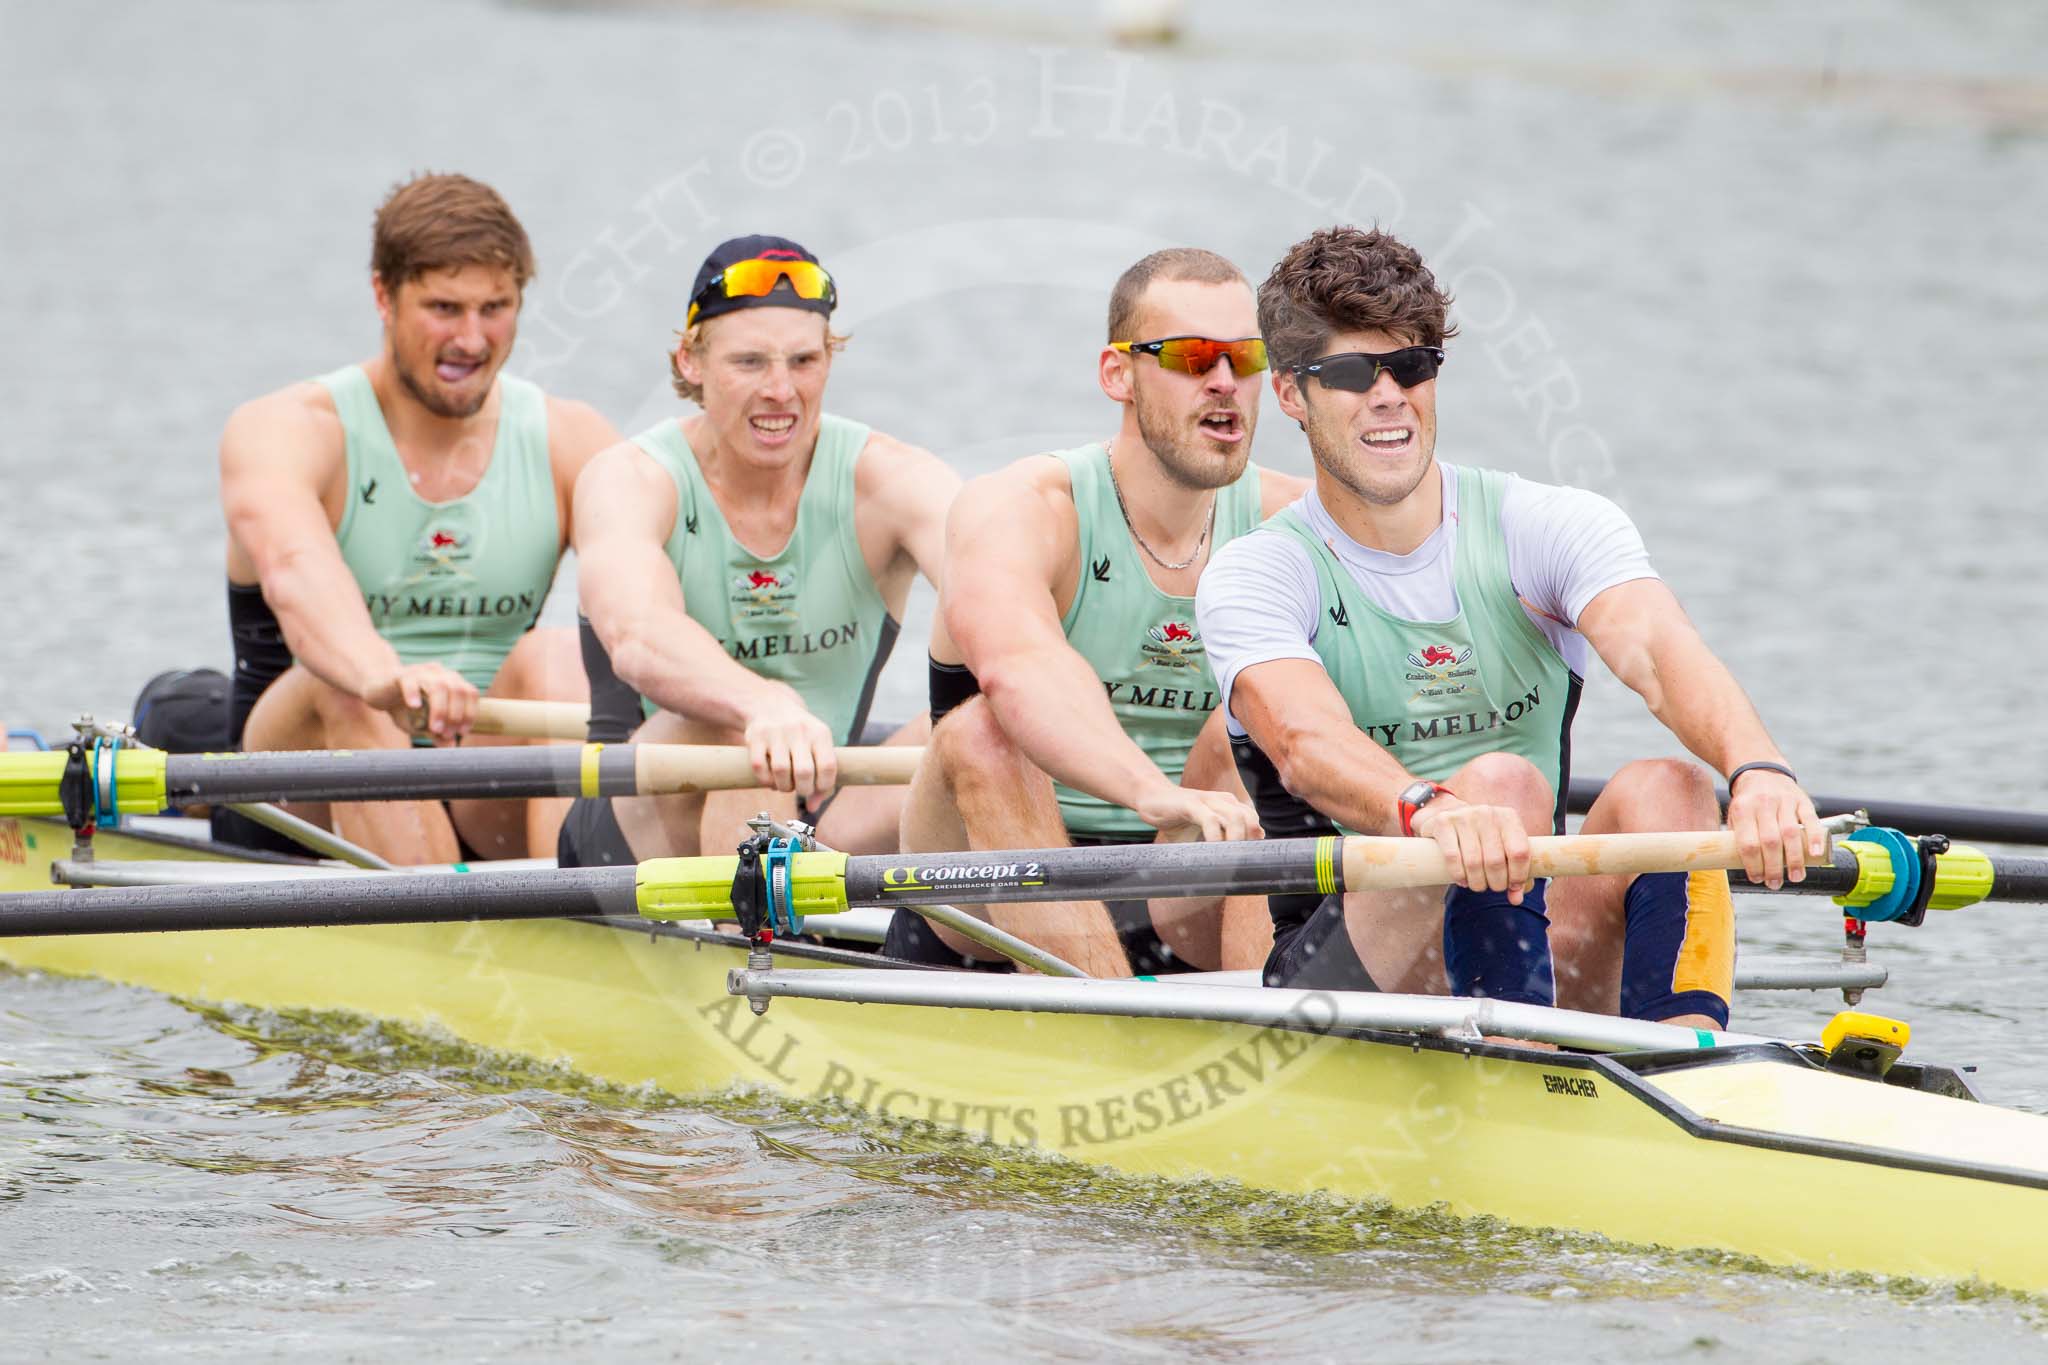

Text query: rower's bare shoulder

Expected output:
[222,381,339,454]
[949,455,1077,583]
[572,438,681,550]
[964,451,1074,519]
[578,433,673,500]
[943,455,1076,647]
[1014,451,1077,494]
[220,381,344,486]
[853,428,959,497]
[958,453,1072,526]
[544,394,622,472]
[1255,464,1309,517]
[219,383,348,558]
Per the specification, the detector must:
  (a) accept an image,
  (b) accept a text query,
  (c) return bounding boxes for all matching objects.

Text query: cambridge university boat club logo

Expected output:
[1405,643,1477,699]
[1140,620,1204,670]
[385,523,477,593]
[361,516,541,626]
[402,525,477,585]
[731,565,800,622]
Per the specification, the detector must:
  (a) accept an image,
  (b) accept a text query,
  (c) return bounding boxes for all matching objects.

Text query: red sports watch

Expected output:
[1398,780,1456,837]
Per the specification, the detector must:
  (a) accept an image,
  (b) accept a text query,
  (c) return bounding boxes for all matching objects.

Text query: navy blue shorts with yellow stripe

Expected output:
[1263,869,1733,1028]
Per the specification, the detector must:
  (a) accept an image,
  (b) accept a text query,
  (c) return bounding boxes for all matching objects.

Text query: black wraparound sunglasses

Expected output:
[1290,346,1444,391]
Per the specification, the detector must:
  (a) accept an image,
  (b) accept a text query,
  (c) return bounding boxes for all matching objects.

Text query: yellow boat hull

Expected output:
[4,815,2047,1294]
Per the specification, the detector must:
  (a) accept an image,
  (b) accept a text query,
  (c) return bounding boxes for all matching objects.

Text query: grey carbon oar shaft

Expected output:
[1567,776,2048,846]
[0,867,637,936]
[157,743,919,806]
[0,840,1332,938]
[165,746,636,805]
[838,829,1789,907]
[843,838,1325,906]
[850,834,2048,910]
[12,829,2043,941]
[1724,847,1867,898]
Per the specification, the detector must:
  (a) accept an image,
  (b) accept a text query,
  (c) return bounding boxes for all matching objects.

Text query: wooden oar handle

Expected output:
[635,745,923,792]
[471,702,922,788]
[471,699,591,740]
[470,700,923,789]
[1342,829,1778,891]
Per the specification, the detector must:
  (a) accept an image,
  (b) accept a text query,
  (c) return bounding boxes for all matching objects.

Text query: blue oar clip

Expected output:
[763,837,804,936]
[1844,826,1919,922]
[91,737,124,831]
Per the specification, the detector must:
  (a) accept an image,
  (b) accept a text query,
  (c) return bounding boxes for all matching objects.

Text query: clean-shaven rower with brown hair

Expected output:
[1199,225,1827,1030]
[221,172,618,863]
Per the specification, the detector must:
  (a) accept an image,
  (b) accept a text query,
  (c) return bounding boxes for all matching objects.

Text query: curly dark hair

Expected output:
[1256,226,1456,370]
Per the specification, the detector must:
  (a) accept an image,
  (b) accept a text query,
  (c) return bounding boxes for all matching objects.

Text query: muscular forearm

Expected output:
[1582,583,1793,781]
[261,563,402,700]
[1233,671,1417,834]
[1268,729,1412,835]
[979,647,1171,808]
[1637,635,1788,776]
[608,611,794,731]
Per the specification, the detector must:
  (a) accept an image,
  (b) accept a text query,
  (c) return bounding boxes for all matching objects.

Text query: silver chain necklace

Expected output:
[1106,451,1216,572]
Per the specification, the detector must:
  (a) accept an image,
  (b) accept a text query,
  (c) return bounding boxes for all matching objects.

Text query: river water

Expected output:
[4,0,2048,1357]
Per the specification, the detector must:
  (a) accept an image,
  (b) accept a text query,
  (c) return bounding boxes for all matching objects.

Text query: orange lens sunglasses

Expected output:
[1112,336,1269,376]
[688,258,836,324]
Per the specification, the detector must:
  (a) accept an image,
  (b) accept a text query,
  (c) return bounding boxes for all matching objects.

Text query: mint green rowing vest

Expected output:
[633,415,892,744]
[1264,465,1578,833]
[325,364,559,690]
[1056,443,1264,837]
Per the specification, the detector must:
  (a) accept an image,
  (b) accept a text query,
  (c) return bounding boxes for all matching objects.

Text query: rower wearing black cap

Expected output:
[557,235,957,866]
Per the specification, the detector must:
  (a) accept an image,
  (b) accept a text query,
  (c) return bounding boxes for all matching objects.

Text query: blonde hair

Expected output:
[668,320,850,404]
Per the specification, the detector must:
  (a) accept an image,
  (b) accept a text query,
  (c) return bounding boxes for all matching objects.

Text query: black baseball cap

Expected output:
[686,234,837,326]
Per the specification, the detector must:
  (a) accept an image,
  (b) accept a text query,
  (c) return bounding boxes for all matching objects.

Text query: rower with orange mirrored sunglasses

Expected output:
[1111,336,1269,376]
[687,258,837,325]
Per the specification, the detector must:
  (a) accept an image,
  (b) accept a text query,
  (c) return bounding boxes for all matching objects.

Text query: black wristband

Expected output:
[1726,761,1798,791]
